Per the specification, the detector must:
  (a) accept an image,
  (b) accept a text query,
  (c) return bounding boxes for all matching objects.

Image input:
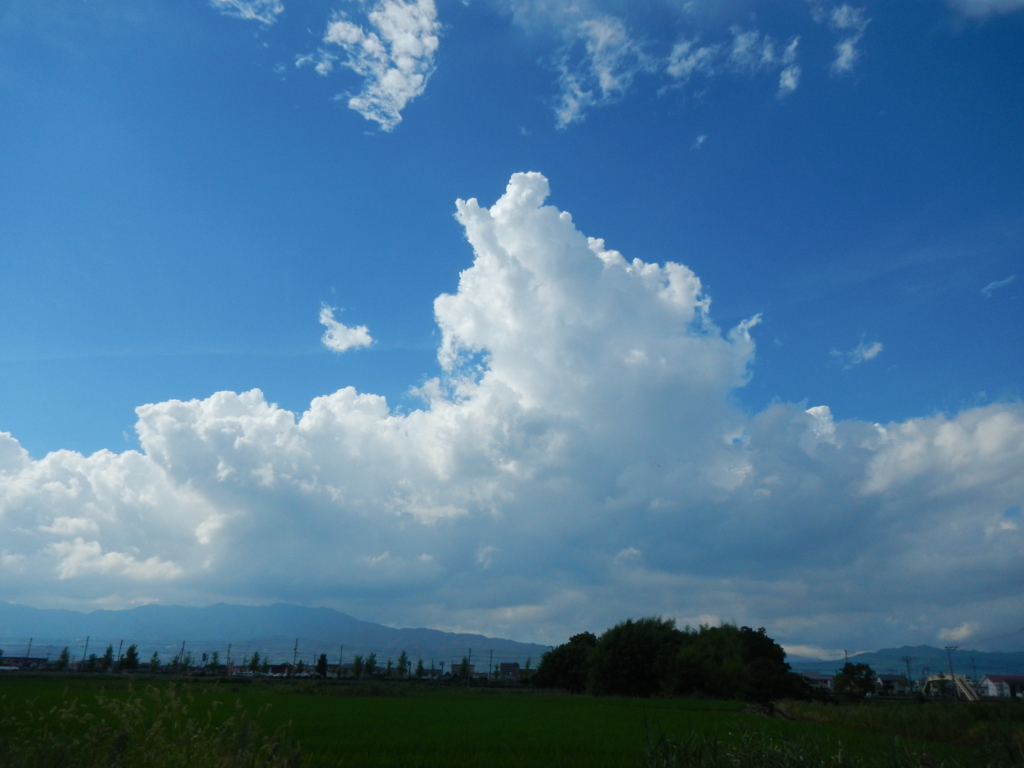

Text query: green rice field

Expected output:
[0,675,1013,767]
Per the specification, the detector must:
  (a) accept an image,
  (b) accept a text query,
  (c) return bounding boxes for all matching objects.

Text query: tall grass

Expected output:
[0,685,300,768]
[775,701,1024,763]
[642,725,992,768]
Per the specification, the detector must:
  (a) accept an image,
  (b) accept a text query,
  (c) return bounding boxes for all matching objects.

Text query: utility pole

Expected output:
[83,636,90,663]
[26,638,32,660]
[467,648,472,687]
[338,644,344,675]
[180,640,186,670]
[227,644,232,669]
[291,638,298,676]
[944,646,959,701]
[117,639,124,663]
[489,650,493,681]
[844,649,849,664]
[899,655,912,690]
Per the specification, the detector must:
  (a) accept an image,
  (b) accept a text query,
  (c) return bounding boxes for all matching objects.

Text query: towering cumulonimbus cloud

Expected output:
[1,173,1022,648]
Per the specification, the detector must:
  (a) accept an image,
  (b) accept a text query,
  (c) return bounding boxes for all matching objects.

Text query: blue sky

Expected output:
[0,0,1022,656]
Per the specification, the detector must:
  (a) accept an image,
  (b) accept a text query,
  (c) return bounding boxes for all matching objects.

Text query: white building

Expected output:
[981,675,1024,698]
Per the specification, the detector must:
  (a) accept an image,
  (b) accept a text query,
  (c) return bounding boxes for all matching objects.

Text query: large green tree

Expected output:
[100,645,114,671]
[666,624,804,702]
[588,618,682,697]
[833,662,877,699]
[533,632,597,693]
[118,644,140,671]
[533,619,807,702]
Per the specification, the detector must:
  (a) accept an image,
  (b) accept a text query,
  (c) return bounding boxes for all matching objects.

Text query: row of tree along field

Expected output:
[2,643,531,680]
[3,618,879,705]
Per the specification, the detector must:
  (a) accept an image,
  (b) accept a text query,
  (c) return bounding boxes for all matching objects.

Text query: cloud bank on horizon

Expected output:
[1,173,1021,650]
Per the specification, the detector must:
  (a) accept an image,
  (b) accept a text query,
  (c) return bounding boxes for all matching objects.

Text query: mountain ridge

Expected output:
[0,601,548,666]
[787,644,1024,678]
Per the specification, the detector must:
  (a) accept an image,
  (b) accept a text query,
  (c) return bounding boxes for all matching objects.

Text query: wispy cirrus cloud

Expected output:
[209,0,284,25]
[947,0,1024,16]
[832,337,883,367]
[667,28,801,99]
[555,15,655,128]
[826,4,870,75]
[489,2,808,126]
[982,274,1016,297]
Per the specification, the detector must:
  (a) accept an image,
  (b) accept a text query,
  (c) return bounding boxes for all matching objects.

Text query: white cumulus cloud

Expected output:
[938,621,980,641]
[49,538,182,581]
[320,307,373,352]
[319,0,440,131]
[0,174,1022,650]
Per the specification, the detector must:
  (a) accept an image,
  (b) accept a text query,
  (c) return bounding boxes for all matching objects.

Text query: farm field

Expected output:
[0,675,997,767]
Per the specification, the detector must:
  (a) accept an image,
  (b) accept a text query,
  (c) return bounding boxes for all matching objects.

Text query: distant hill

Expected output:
[0,602,548,669]
[788,645,1024,679]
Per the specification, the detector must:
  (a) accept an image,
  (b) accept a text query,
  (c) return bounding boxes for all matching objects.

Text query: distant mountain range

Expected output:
[0,602,548,669]
[5,601,1020,679]
[788,645,1024,679]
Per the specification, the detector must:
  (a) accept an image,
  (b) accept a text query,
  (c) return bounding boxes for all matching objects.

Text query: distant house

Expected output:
[800,672,833,691]
[981,675,1024,698]
[499,662,521,680]
[875,673,910,695]
[0,656,48,670]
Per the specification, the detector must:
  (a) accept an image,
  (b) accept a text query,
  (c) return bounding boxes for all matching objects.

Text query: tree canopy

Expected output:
[532,632,596,693]
[833,662,877,699]
[534,618,808,702]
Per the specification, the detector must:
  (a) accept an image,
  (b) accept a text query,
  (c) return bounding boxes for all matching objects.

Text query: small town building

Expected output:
[800,671,833,691]
[0,656,48,670]
[981,675,1024,698]
[875,673,910,695]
